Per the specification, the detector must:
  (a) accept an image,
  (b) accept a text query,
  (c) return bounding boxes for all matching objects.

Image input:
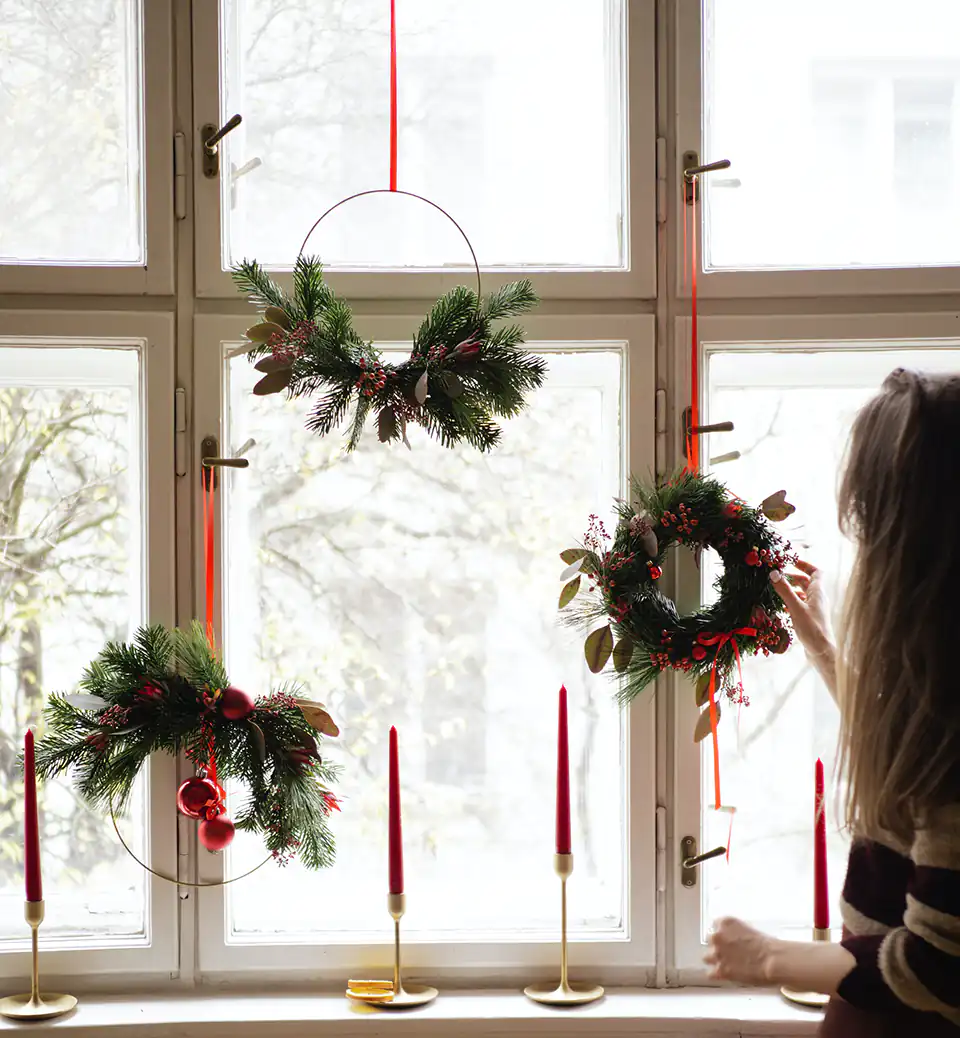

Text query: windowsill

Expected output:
[0,988,824,1036]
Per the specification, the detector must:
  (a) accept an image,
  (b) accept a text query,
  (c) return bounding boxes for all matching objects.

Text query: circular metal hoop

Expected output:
[296,188,482,302]
[110,801,271,888]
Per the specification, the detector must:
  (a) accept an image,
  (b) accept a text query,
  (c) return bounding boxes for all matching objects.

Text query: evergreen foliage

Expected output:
[34,623,339,869]
[232,257,544,452]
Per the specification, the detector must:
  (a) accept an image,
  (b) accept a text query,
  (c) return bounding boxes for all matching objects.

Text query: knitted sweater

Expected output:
[837,805,960,1028]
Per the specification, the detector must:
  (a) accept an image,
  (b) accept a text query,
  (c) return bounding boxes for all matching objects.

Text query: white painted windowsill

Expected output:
[0,989,825,1037]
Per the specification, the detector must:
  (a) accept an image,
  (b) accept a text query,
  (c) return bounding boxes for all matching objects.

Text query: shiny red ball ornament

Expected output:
[176,776,220,819]
[198,813,235,851]
[647,562,662,580]
[219,685,255,721]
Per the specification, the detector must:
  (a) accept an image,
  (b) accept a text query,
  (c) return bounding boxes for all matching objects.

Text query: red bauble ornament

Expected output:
[198,813,235,851]
[220,685,255,721]
[176,776,220,819]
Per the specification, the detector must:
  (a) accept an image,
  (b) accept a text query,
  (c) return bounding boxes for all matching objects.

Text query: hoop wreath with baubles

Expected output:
[559,472,797,739]
[231,190,545,452]
[33,624,341,870]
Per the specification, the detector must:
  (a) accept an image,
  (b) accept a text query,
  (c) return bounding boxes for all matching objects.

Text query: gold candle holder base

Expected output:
[0,901,78,1021]
[524,854,604,1008]
[345,893,438,1010]
[780,926,831,1009]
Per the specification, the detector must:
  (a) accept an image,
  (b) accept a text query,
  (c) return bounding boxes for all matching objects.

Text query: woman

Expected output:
[705,369,960,1035]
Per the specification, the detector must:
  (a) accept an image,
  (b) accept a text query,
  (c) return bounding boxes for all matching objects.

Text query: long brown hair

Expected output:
[837,367,960,842]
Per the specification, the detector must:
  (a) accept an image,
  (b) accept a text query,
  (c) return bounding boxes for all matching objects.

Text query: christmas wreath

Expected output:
[33,624,341,868]
[231,257,545,452]
[559,472,796,731]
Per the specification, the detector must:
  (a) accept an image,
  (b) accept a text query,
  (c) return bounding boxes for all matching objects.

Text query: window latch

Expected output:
[681,836,726,887]
[200,435,250,490]
[682,151,732,206]
[202,114,242,179]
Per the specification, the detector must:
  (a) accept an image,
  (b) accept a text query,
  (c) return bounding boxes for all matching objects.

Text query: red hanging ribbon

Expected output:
[697,627,756,810]
[201,471,219,794]
[389,0,398,191]
[685,176,700,472]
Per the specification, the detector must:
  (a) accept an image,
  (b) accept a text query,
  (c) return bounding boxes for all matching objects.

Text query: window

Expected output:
[0,315,177,978]
[701,0,960,271]
[4,0,960,999]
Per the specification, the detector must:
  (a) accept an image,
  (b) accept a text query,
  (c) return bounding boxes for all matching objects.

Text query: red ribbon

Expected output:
[201,471,219,793]
[697,627,756,810]
[389,0,398,191]
[685,176,699,472]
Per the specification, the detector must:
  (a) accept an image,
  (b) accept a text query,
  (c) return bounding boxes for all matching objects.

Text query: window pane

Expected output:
[703,1,960,270]
[222,346,624,940]
[0,345,147,943]
[220,0,625,270]
[701,343,960,939]
[0,1,144,265]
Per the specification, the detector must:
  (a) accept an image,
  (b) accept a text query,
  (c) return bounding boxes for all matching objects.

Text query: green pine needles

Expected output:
[559,472,797,717]
[232,256,545,452]
[34,624,340,870]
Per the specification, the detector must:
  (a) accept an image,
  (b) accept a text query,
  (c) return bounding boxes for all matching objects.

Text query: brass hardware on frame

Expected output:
[682,406,734,438]
[202,114,242,178]
[682,151,732,205]
[681,836,727,887]
[200,435,250,490]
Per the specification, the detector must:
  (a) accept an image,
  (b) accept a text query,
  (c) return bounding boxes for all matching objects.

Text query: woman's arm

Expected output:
[771,563,837,701]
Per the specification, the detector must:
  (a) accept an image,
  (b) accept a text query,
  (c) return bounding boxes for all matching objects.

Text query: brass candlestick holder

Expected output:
[524,853,604,1006]
[780,927,831,1009]
[345,893,438,1009]
[0,901,77,1020]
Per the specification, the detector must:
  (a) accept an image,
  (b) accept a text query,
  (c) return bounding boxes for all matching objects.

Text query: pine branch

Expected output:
[231,260,293,316]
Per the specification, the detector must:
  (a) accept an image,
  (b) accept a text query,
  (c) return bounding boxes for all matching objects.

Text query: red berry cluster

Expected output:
[268,320,316,364]
[584,514,610,553]
[355,358,387,398]
[660,502,699,536]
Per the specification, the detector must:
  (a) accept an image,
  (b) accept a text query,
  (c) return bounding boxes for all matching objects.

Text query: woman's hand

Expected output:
[705,918,857,995]
[704,918,779,985]
[771,560,837,699]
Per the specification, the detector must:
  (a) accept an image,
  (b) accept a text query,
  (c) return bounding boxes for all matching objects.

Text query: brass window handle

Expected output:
[202,114,242,178]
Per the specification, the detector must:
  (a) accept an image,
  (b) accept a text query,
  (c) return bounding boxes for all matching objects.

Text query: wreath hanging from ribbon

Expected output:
[559,471,796,761]
[232,251,544,453]
[33,623,341,869]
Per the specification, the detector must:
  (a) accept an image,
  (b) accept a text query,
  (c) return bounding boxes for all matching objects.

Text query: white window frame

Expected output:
[0,1,175,297]
[0,310,179,979]
[190,0,657,302]
[187,312,657,984]
[669,311,960,979]
[672,0,960,300]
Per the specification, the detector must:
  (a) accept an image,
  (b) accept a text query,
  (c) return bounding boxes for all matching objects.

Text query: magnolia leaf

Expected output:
[441,371,464,399]
[695,671,713,708]
[254,368,293,396]
[378,405,399,443]
[693,543,703,570]
[761,489,796,523]
[248,720,266,763]
[64,694,109,711]
[400,416,412,451]
[415,370,429,405]
[297,698,340,737]
[693,702,721,743]
[584,625,614,674]
[612,637,635,673]
[263,306,291,330]
[560,548,588,565]
[245,321,286,343]
[254,355,293,374]
[558,576,581,609]
[559,557,585,582]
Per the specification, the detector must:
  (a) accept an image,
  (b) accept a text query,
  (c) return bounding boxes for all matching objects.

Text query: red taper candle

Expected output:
[814,757,829,931]
[24,729,42,903]
[556,686,572,855]
[388,726,403,895]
